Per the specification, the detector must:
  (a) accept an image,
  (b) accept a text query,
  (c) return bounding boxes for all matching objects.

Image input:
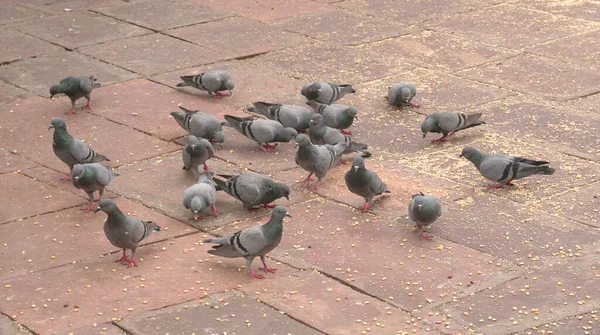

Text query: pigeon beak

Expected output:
[422,133,426,139]
[48,125,54,130]
[353,165,359,171]
[94,207,101,213]
[285,212,292,218]
[308,120,313,126]
[285,195,290,201]
[458,153,464,158]
[294,143,299,148]
[50,95,55,100]
[74,176,80,181]
[417,204,423,209]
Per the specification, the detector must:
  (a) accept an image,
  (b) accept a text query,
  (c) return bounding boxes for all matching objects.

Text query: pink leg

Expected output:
[260,146,273,153]
[337,159,347,166]
[81,202,96,211]
[82,99,91,110]
[211,205,221,216]
[264,143,278,148]
[259,256,276,273]
[431,131,455,143]
[65,107,77,115]
[115,249,130,263]
[308,181,321,191]
[360,202,371,212]
[214,91,229,97]
[127,255,137,267]
[60,173,71,181]
[409,102,420,108]
[420,229,432,240]
[203,163,209,171]
[339,129,352,135]
[301,173,314,187]
[504,180,514,186]
[248,268,265,279]
[211,93,224,100]
[485,184,504,189]
[261,203,276,209]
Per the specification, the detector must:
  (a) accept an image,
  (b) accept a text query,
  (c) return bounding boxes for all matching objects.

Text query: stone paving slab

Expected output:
[0,3,46,25]
[12,0,126,15]
[0,314,33,335]
[539,182,600,228]
[569,93,600,120]
[520,310,600,335]
[0,150,36,175]
[0,81,33,106]
[0,52,139,97]
[527,29,600,71]
[0,29,63,64]
[190,0,333,22]
[519,0,600,22]
[56,323,127,335]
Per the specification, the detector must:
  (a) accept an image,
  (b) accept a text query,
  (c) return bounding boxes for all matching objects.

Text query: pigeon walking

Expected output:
[295,134,348,190]
[223,115,298,153]
[203,206,291,279]
[421,112,486,142]
[301,82,355,104]
[71,163,116,211]
[50,76,101,115]
[388,82,419,109]
[182,135,215,174]
[212,173,290,211]
[344,156,389,211]
[306,100,357,135]
[176,70,234,98]
[95,199,161,267]
[48,117,109,181]
[408,192,442,240]
[183,171,220,220]
[171,106,227,145]
[246,102,312,132]
[460,146,556,188]
[308,114,370,163]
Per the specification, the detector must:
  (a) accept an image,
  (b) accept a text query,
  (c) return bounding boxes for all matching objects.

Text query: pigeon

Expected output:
[71,163,117,211]
[171,106,227,145]
[295,134,349,190]
[421,112,486,142]
[246,102,312,132]
[223,115,298,153]
[344,156,390,211]
[48,117,109,181]
[202,206,291,279]
[175,70,234,98]
[408,192,442,240]
[212,172,290,211]
[182,135,215,174]
[94,199,161,267]
[388,82,419,109]
[306,100,357,135]
[460,146,556,188]
[308,113,370,162]
[50,76,101,115]
[182,171,220,220]
[301,82,355,104]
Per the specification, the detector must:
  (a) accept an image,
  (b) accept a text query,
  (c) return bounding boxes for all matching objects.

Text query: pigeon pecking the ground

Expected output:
[202,206,291,279]
[212,172,290,211]
[50,76,101,115]
[388,82,419,109]
[295,134,349,191]
[182,135,215,174]
[306,100,358,135]
[71,163,117,211]
[48,117,109,181]
[171,106,227,146]
[408,192,442,240]
[308,113,370,163]
[460,146,556,189]
[246,101,313,133]
[344,156,390,212]
[176,70,234,98]
[95,199,161,267]
[223,115,298,153]
[421,111,486,143]
[182,171,220,220]
[301,81,355,104]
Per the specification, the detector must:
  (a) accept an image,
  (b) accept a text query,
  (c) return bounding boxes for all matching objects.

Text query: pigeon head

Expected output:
[275,182,291,201]
[282,128,299,141]
[71,164,85,181]
[351,156,365,172]
[188,135,199,148]
[225,79,235,91]
[420,117,435,138]
[198,170,214,183]
[94,198,117,214]
[49,84,64,98]
[190,196,207,214]
[48,117,66,130]
[309,113,324,127]
[401,86,413,102]
[345,106,358,118]
[170,111,185,127]
[459,146,479,159]
[303,82,321,100]
[271,205,292,220]
[295,134,311,147]
[213,131,225,146]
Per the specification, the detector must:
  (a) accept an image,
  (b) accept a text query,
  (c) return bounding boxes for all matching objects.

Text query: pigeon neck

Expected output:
[77,167,96,185]
[53,127,72,148]
[107,208,127,222]
[263,217,283,238]
[468,153,485,169]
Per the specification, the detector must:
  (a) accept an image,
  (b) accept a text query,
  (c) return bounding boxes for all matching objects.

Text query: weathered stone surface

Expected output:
[0,314,33,335]
[539,182,600,228]
[0,150,36,175]
[12,0,124,15]
[56,323,127,335]
[0,81,33,106]
[520,0,600,22]
[0,4,46,25]
[0,29,62,63]
[528,29,600,71]
[188,0,332,22]
[519,310,600,335]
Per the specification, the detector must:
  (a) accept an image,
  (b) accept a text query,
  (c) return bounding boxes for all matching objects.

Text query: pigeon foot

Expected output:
[65,108,77,115]
[261,203,276,209]
[211,205,221,216]
[249,269,265,279]
[339,129,352,135]
[360,202,371,212]
[420,230,432,240]
[485,184,504,189]
[82,101,91,110]
[81,202,96,211]
[203,163,209,171]
[409,102,420,108]
[337,159,347,166]
[260,265,276,273]
[115,250,130,263]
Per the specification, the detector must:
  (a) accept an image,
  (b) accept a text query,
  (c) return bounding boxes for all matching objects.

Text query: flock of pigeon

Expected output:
[47,72,556,278]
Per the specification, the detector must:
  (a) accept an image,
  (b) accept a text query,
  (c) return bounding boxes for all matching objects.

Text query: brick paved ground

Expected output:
[0,0,599,334]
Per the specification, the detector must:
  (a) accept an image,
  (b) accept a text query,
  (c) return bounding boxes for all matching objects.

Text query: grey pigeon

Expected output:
[246,102,312,132]
[212,172,290,211]
[408,192,442,240]
[176,70,234,98]
[94,199,161,267]
[171,106,227,145]
[182,171,220,220]
[308,113,370,161]
[295,134,349,190]
[223,115,298,153]
[421,111,486,142]
[301,82,355,104]
[182,135,215,174]
[460,146,556,188]
[306,100,357,135]
[388,82,419,109]
[48,117,109,181]
[71,163,117,211]
[344,156,390,211]
[50,76,101,115]
[202,206,291,279]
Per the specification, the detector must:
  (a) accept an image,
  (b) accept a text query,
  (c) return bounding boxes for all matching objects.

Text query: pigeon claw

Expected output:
[127,259,138,267]
[485,184,504,189]
[82,202,96,211]
[409,102,420,108]
[308,182,320,191]
[60,174,71,181]
[259,266,277,273]
[214,91,229,97]
[261,203,276,209]
[360,202,371,212]
[65,108,77,115]
[339,129,352,135]
[82,101,91,110]
[420,231,432,240]
[337,159,347,166]
[210,205,221,216]
[249,269,265,279]
[203,163,209,171]
[115,250,130,263]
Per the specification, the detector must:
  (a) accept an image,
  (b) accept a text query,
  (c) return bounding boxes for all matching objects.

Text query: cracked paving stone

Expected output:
[189,0,332,22]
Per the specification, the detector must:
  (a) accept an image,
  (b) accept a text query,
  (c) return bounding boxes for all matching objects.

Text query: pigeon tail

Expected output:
[459,120,487,131]
[535,166,556,175]
[176,75,197,87]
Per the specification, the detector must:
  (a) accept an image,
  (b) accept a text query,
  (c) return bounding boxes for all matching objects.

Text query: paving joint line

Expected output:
[0,312,37,335]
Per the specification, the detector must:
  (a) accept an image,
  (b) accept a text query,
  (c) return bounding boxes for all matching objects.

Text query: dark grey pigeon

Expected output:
[48,117,109,181]
[203,206,291,279]
[301,81,355,104]
[246,102,312,132]
[306,100,357,135]
[171,106,227,145]
[344,156,389,211]
[421,111,486,142]
[294,134,349,190]
[71,163,117,211]
[182,135,215,174]
[176,70,234,98]
[308,113,370,161]
[182,171,220,220]
[50,76,101,115]
[408,192,442,240]
[460,146,556,188]
[223,115,298,153]
[95,199,161,267]
[212,172,290,211]
[388,82,419,109]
